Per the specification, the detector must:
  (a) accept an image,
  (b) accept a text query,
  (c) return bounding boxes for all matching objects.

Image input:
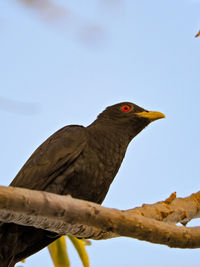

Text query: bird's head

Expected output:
[92,102,165,140]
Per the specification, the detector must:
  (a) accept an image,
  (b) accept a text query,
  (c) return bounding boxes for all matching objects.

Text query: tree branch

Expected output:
[0,186,200,248]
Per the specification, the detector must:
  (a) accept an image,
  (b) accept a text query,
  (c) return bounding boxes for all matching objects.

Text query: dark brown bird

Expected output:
[0,102,165,267]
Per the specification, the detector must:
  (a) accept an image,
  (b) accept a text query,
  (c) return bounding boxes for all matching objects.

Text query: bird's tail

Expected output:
[0,223,60,266]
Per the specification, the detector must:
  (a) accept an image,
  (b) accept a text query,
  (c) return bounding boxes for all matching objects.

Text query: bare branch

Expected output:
[127,191,200,225]
[0,186,200,248]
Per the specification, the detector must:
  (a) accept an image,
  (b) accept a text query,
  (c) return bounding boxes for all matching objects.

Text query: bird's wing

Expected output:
[10,125,87,191]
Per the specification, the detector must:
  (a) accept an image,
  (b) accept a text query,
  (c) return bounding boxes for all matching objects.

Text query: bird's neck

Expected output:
[87,122,131,151]
[87,118,145,145]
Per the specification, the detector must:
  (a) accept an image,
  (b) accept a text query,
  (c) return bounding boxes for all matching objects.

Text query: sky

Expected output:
[0,0,200,266]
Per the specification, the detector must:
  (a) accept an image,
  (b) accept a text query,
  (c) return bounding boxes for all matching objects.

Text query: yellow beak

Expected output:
[136,111,165,122]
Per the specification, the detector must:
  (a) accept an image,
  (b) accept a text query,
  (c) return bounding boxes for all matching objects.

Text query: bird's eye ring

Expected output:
[121,105,131,112]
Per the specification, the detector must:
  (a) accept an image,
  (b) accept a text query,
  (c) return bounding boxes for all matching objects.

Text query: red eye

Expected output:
[121,105,131,112]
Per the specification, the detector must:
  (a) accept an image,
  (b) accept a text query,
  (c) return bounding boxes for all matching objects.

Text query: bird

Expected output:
[0,102,165,267]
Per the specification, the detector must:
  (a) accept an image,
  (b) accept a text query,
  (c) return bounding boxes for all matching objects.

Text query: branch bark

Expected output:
[0,186,200,248]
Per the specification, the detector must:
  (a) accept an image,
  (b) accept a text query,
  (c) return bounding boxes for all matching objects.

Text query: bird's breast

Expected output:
[63,133,127,204]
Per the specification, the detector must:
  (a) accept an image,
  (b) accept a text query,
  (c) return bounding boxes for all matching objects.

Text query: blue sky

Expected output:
[1,0,200,266]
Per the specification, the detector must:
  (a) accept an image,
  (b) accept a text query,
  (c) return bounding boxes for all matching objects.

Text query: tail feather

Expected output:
[0,223,60,266]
